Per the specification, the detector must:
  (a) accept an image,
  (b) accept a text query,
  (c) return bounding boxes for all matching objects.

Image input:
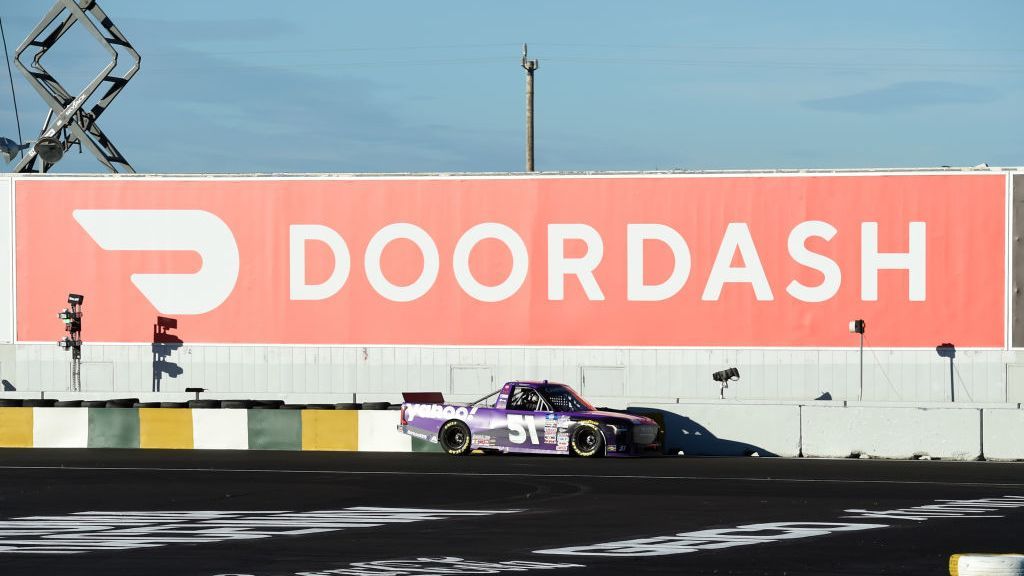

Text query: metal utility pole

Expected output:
[849,319,866,401]
[521,44,538,172]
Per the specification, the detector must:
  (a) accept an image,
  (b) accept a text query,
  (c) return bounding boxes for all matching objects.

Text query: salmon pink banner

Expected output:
[15,174,1006,347]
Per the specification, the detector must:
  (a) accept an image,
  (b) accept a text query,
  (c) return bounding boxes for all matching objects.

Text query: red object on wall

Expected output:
[15,173,1006,347]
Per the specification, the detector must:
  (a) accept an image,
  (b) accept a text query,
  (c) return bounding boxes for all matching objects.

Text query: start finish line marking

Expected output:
[533,495,1024,557]
[214,557,585,576]
[0,508,519,555]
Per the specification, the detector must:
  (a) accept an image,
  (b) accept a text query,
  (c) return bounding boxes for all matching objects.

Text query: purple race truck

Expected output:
[398,380,661,457]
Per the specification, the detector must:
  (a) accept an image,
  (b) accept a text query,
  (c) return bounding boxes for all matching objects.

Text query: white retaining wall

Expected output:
[629,402,802,457]
[7,400,1024,460]
[982,407,1024,460]
[800,405,982,460]
[626,401,1021,461]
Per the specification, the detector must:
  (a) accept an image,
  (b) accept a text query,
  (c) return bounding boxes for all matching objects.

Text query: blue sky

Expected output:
[1,1,1022,174]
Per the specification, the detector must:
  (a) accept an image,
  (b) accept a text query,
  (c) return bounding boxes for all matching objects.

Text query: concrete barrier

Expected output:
[982,407,1024,461]
[0,407,395,452]
[801,405,982,460]
[0,403,1010,460]
[358,410,412,452]
[192,409,248,450]
[33,406,88,448]
[0,407,33,447]
[301,410,359,451]
[629,402,802,457]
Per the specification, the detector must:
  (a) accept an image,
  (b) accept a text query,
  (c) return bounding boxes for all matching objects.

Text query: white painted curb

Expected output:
[950,554,1024,575]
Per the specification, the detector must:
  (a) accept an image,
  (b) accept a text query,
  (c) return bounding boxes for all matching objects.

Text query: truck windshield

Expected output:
[538,384,594,412]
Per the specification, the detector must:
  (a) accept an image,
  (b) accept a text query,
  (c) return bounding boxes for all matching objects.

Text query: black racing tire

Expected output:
[54,400,83,407]
[106,398,139,408]
[0,399,23,407]
[159,402,188,408]
[220,400,254,409]
[570,421,604,457]
[361,401,391,411]
[22,398,57,407]
[304,404,335,410]
[438,420,472,455]
[334,402,362,410]
[81,400,109,408]
[187,399,221,409]
[132,402,162,408]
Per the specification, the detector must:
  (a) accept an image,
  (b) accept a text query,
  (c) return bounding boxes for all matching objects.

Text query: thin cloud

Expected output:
[803,81,997,114]
[97,44,516,173]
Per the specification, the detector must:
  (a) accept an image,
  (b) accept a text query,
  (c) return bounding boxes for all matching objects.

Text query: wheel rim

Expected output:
[577,427,598,452]
[582,431,596,449]
[444,425,467,450]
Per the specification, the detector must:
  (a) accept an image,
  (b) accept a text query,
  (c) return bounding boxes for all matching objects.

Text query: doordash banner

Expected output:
[15,173,1006,346]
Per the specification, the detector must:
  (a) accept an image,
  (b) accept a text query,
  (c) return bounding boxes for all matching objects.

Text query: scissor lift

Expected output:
[12,0,140,173]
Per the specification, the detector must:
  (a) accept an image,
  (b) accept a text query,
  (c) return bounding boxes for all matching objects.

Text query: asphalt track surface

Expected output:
[0,450,1021,575]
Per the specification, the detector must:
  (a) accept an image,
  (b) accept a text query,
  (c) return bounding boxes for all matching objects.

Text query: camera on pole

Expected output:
[712,367,740,399]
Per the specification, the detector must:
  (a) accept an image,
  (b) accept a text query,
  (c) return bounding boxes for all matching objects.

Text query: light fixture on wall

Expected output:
[849,319,865,401]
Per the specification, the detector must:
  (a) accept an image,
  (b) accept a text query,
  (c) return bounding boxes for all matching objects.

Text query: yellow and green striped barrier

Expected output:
[0,407,441,452]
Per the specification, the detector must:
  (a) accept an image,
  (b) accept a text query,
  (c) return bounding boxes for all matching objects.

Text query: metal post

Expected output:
[521,44,538,172]
[859,331,864,401]
[949,357,955,403]
[71,346,81,392]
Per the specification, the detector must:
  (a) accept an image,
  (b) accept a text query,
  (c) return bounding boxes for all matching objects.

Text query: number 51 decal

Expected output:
[507,414,540,444]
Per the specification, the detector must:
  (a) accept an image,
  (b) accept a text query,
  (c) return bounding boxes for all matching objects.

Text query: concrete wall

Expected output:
[3,401,1020,460]
[4,343,1015,405]
[631,401,1022,461]
[629,402,802,457]
[983,407,1024,460]
[800,404,983,460]
[0,406,409,452]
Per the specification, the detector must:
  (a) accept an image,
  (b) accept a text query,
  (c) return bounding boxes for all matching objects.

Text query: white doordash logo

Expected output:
[73,210,239,315]
[73,209,929,316]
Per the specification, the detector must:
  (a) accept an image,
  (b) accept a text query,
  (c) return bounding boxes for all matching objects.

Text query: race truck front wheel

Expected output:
[570,421,604,457]
[439,420,472,455]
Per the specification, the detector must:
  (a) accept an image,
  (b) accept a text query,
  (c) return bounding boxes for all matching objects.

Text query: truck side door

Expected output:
[502,385,554,451]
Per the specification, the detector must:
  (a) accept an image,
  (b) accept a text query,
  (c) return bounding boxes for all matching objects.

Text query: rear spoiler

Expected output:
[402,392,445,403]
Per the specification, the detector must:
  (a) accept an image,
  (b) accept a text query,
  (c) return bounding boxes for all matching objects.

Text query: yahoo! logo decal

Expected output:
[73,210,239,315]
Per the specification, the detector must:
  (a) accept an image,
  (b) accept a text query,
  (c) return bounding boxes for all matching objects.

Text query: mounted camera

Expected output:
[712,367,740,399]
[712,367,740,383]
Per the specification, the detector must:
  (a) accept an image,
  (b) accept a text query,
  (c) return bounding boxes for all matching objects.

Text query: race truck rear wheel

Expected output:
[570,421,604,457]
[439,420,472,455]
